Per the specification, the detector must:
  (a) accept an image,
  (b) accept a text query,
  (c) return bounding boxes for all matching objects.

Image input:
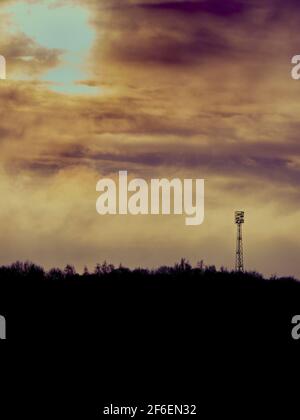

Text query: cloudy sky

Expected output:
[0,0,299,277]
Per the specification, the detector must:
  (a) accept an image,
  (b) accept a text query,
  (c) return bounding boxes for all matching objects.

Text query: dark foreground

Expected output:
[0,261,299,418]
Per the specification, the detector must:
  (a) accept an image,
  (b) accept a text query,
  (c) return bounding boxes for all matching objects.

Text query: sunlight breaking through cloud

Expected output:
[5,0,98,94]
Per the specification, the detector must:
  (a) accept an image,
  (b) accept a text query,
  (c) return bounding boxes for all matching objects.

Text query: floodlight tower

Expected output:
[235,211,245,272]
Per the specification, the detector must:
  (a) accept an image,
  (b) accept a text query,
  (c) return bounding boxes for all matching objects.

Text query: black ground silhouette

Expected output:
[0,258,298,343]
[0,259,298,417]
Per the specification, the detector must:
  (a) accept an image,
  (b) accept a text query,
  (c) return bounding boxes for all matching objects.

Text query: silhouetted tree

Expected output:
[174,258,192,272]
[94,261,115,276]
[94,263,102,276]
[64,264,76,277]
[156,266,171,275]
[205,265,217,273]
[83,266,90,276]
[197,260,205,271]
[101,261,115,274]
[47,268,64,281]
[115,264,130,275]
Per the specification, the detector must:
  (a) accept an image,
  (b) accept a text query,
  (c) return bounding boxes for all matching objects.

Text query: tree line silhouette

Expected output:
[0,258,297,282]
[1,259,296,415]
[0,258,298,345]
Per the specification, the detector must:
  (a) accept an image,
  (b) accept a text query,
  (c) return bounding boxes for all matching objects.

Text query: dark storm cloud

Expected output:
[19,160,67,176]
[108,27,231,65]
[89,146,213,168]
[138,0,247,16]
[43,136,300,192]
[131,0,300,15]
[99,2,235,66]
[98,0,300,69]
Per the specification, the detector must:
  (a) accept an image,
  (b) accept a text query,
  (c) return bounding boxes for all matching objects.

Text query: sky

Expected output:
[0,0,300,277]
